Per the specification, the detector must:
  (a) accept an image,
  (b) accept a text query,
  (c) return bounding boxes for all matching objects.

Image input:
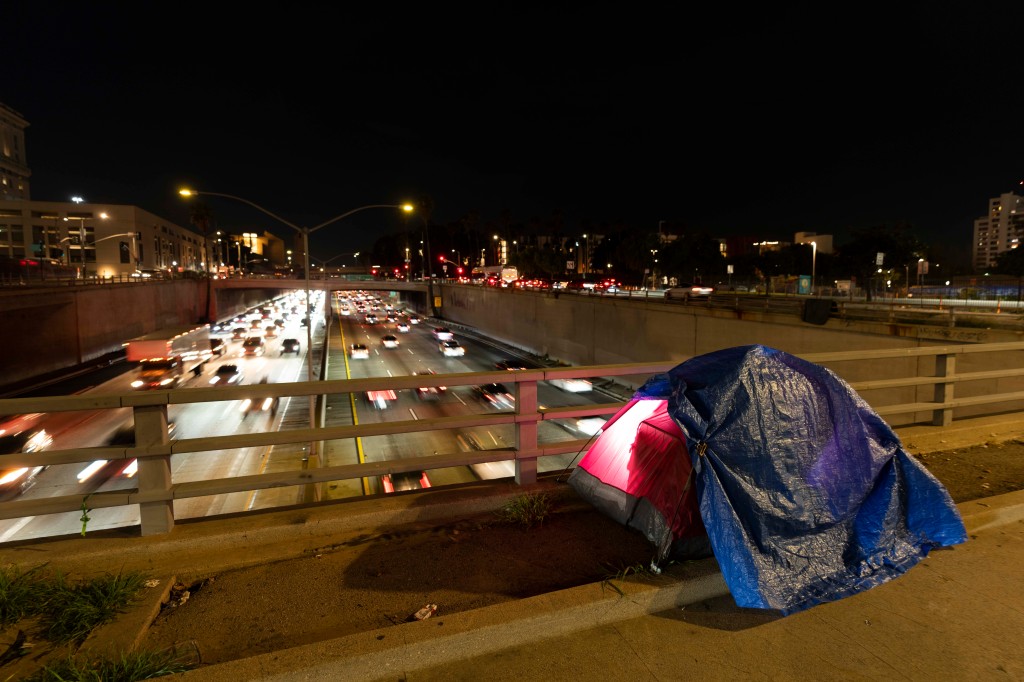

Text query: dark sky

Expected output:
[6,4,1023,265]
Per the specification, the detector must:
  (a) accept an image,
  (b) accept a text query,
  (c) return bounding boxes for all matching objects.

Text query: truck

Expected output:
[471,265,519,286]
[126,324,212,390]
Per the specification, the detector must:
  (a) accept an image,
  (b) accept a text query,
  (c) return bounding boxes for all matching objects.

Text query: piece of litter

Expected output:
[144,579,161,588]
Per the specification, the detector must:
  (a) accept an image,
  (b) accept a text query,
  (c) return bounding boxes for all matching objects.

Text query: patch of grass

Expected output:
[24,648,195,681]
[39,570,149,644]
[0,564,50,627]
[495,493,553,528]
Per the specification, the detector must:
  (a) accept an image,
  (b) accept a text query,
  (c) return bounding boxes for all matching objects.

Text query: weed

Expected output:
[600,559,664,596]
[24,648,195,681]
[80,495,93,537]
[495,493,553,528]
[39,570,149,645]
[0,564,49,627]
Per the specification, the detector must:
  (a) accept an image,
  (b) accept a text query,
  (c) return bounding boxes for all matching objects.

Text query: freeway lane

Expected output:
[324,292,606,496]
[0,291,324,543]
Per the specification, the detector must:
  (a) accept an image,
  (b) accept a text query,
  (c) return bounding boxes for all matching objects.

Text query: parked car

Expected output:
[280,338,301,355]
[664,283,715,302]
[439,340,465,357]
[350,344,370,359]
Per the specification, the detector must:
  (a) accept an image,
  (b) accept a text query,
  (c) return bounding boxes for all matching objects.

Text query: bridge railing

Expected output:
[1,342,1024,536]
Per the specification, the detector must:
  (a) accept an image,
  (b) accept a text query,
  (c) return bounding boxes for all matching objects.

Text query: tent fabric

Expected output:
[571,344,967,615]
[569,399,711,559]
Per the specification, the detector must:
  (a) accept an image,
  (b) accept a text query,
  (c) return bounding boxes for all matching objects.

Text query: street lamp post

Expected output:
[811,241,817,294]
[179,189,412,497]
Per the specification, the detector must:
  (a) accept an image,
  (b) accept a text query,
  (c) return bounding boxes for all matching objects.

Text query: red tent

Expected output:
[569,398,710,559]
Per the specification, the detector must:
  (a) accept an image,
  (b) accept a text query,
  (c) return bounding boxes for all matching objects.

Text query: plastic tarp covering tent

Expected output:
[570,344,967,615]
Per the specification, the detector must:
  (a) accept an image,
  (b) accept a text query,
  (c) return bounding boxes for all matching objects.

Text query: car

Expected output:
[231,327,248,341]
[414,369,447,399]
[209,363,244,385]
[240,377,279,419]
[280,338,301,355]
[439,340,465,357]
[364,313,378,324]
[396,322,410,333]
[85,421,178,480]
[381,471,432,493]
[381,334,400,349]
[350,344,369,359]
[241,337,265,356]
[664,283,715,302]
[407,315,421,325]
[495,358,537,371]
[472,383,515,409]
[550,377,593,392]
[264,325,278,339]
[210,338,227,356]
[366,389,398,409]
[433,327,453,341]
[0,426,52,495]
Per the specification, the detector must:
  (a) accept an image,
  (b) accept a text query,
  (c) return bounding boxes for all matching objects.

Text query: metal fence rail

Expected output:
[2,343,1024,536]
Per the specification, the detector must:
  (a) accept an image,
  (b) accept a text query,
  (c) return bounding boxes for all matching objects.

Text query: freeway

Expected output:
[0,290,324,543]
[0,288,618,544]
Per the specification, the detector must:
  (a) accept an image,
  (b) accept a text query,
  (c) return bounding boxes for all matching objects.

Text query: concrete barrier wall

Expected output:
[436,285,1024,423]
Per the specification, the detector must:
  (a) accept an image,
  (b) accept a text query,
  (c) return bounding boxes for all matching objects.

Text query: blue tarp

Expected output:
[639,345,967,614]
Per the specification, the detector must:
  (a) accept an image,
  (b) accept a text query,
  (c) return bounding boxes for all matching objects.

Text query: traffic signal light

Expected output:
[439,255,445,262]
[457,267,463,275]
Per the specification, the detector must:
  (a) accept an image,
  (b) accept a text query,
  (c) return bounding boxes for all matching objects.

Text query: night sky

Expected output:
[6,4,1023,266]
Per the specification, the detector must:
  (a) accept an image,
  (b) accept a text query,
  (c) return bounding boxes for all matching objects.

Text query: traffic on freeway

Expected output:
[0,288,616,543]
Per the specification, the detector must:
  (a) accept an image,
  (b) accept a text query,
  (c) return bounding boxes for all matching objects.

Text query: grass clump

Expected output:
[40,570,150,644]
[495,493,553,528]
[0,564,50,627]
[25,649,195,681]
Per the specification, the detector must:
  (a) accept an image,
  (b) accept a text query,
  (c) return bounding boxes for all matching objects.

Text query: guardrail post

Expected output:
[134,403,174,535]
[932,353,955,427]
[514,378,539,485]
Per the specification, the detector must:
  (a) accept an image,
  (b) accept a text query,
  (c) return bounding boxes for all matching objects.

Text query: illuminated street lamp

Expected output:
[179,188,412,487]
[811,241,817,293]
[63,210,108,279]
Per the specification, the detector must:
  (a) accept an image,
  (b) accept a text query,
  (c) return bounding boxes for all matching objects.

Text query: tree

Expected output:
[993,246,1024,302]
[189,201,213,323]
[835,223,924,301]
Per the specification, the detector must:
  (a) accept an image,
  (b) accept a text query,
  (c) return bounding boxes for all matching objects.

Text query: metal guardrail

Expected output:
[2,342,1024,536]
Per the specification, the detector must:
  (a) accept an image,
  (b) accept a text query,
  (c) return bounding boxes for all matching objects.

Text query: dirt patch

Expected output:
[142,505,657,665]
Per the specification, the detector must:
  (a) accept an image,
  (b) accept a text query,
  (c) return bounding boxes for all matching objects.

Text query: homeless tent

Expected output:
[569,344,967,614]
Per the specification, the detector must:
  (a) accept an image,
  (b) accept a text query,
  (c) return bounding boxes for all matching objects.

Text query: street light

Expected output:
[63,211,108,279]
[811,241,817,294]
[179,189,412,483]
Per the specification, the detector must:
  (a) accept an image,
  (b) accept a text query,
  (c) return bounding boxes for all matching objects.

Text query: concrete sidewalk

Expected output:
[1,414,1022,681]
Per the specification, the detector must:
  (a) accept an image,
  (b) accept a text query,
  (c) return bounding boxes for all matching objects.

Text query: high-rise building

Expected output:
[972,193,1024,271]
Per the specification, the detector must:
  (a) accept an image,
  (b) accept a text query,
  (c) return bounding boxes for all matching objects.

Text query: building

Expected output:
[1,101,207,278]
[0,199,208,278]
[973,193,1024,271]
[0,103,30,201]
